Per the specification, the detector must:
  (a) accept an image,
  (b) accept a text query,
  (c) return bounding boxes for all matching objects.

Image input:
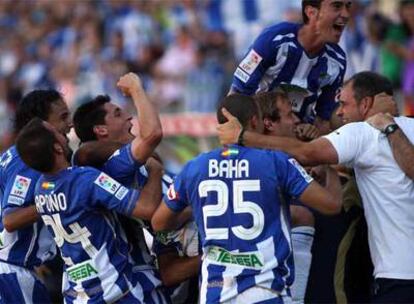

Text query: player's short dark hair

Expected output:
[346,71,394,103]
[73,95,111,143]
[217,94,261,128]
[16,118,56,173]
[14,89,63,134]
[302,0,324,24]
[254,89,288,122]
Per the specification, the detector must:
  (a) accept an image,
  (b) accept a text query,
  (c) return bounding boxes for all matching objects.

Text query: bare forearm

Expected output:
[131,90,162,145]
[3,205,39,232]
[324,166,342,210]
[132,170,163,220]
[388,129,414,179]
[158,253,201,286]
[243,131,313,165]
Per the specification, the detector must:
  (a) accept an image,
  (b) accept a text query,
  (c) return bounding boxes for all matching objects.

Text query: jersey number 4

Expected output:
[199,179,264,241]
[42,214,97,257]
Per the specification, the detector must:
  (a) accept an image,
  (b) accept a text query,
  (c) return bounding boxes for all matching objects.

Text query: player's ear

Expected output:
[263,117,275,132]
[53,142,64,154]
[305,5,319,21]
[93,125,108,138]
[360,96,374,117]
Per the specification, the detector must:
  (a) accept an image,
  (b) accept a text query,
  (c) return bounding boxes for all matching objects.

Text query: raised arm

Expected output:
[367,113,414,179]
[217,108,338,166]
[131,158,163,220]
[117,73,162,163]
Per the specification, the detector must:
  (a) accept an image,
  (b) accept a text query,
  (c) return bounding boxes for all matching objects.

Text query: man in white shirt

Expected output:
[217,71,414,302]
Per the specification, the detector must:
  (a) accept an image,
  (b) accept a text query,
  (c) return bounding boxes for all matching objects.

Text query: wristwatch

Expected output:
[383,123,399,136]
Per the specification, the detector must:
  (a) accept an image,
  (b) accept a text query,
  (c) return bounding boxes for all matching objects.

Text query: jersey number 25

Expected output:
[199,179,264,241]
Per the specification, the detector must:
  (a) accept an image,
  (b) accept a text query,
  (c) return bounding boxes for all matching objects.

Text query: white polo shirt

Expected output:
[324,116,414,280]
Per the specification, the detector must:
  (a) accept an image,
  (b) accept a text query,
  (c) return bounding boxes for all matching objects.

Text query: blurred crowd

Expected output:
[0,0,413,152]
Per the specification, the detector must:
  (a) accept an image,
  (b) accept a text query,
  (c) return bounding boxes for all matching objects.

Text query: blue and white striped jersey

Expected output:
[0,146,56,269]
[34,166,147,303]
[100,143,173,297]
[231,22,346,123]
[164,145,313,303]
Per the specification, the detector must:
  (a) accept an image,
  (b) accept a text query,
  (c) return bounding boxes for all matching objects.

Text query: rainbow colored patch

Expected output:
[41,182,55,190]
[221,147,239,157]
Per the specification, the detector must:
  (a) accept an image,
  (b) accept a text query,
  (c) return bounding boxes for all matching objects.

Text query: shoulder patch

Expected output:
[239,49,262,75]
[94,173,120,195]
[288,158,313,183]
[10,175,32,199]
[167,184,179,201]
[115,186,129,200]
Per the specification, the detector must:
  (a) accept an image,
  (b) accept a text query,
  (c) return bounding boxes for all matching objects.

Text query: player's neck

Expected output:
[49,157,70,175]
[298,24,325,57]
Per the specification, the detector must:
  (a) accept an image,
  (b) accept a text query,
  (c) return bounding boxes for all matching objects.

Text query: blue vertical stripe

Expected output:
[243,0,258,22]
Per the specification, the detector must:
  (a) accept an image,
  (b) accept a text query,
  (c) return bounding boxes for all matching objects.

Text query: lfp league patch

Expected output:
[94,173,120,195]
[10,175,32,199]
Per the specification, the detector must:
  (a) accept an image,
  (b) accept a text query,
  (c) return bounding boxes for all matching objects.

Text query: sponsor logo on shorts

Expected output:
[67,260,99,283]
[206,246,264,270]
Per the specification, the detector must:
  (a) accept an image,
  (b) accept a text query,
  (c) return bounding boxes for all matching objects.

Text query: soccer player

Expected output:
[152,94,342,303]
[73,73,198,301]
[254,90,319,304]
[217,71,414,302]
[0,90,72,303]
[230,0,352,131]
[15,118,165,303]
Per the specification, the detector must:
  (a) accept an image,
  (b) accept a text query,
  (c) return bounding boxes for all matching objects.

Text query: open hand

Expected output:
[216,108,242,145]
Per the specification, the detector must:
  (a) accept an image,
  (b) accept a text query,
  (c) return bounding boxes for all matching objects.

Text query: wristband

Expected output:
[237,128,246,146]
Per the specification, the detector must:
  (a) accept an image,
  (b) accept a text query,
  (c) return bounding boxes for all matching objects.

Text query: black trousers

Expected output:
[371,278,414,303]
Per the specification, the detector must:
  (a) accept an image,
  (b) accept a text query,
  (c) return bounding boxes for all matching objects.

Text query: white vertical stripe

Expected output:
[279,203,292,283]
[257,42,291,92]
[199,258,209,304]
[290,53,318,89]
[222,0,244,31]
[255,236,277,289]
[94,244,124,303]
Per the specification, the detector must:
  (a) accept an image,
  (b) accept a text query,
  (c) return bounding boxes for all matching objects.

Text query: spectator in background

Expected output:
[380,0,413,89]
[183,46,225,113]
[384,0,414,115]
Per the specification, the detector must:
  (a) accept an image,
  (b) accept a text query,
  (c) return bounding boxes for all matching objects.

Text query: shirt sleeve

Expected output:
[87,169,140,216]
[163,166,189,213]
[101,143,143,187]
[323,122,365,167]
[275,152,313,199]
[231,27,279,95]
